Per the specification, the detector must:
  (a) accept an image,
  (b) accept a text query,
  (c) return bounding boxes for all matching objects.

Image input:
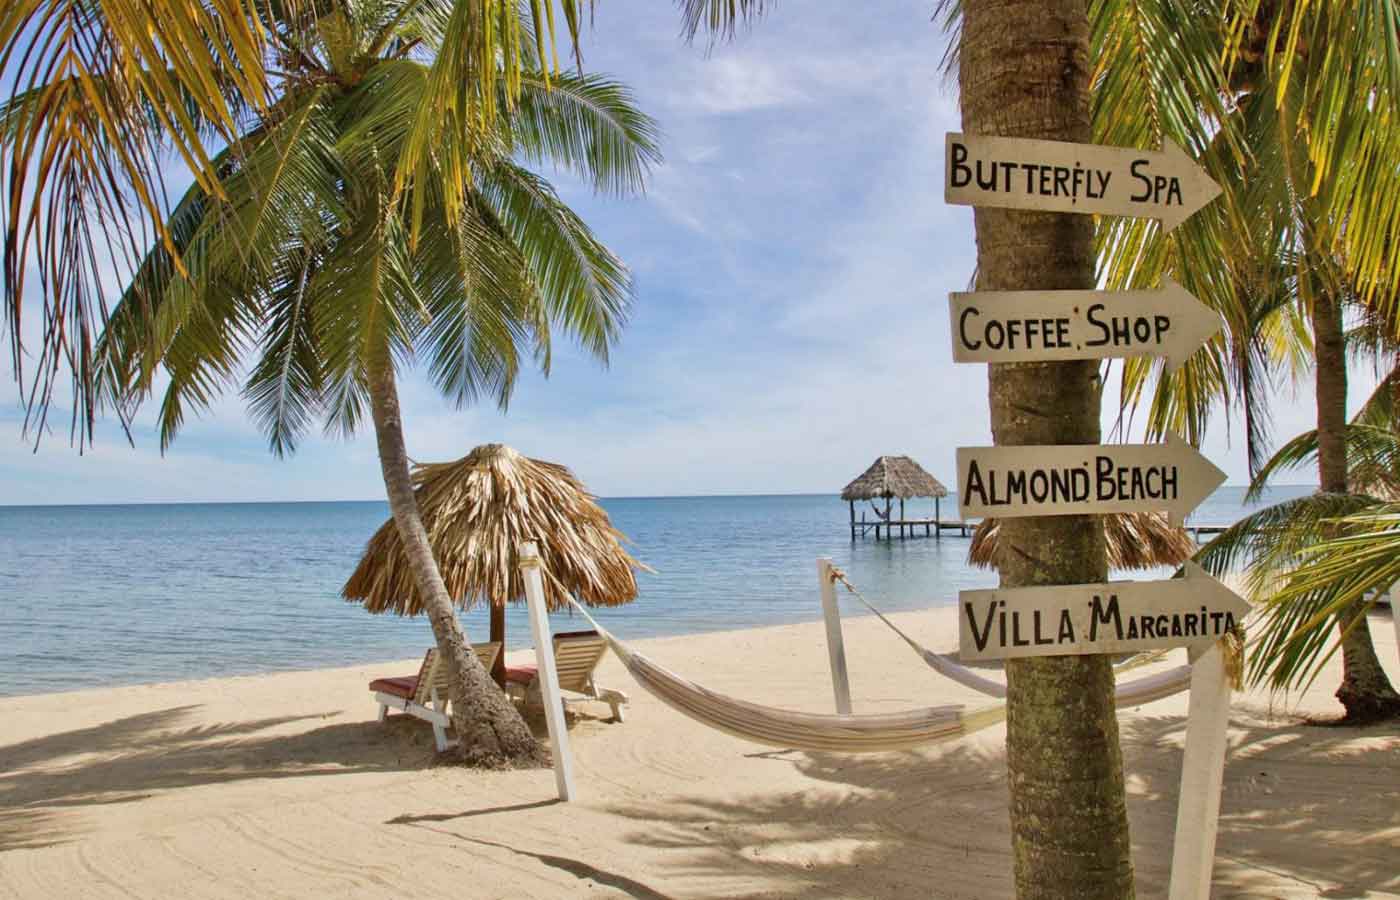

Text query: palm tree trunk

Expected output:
[1311,294,1400,722]
[960,2,1134,897]
[367,359,544,765]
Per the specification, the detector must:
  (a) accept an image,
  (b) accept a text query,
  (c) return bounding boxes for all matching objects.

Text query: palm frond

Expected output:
[675,0,770,44]
[1,0,272,443]
[1251,504,1400,690]
[509,70,662,195]
[474,159,629,364]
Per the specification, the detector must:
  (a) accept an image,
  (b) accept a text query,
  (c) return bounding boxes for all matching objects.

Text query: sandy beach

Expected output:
[2,606,1397,899]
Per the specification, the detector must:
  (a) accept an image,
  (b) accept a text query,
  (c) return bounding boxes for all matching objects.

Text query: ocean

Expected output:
[0,487,1312,697]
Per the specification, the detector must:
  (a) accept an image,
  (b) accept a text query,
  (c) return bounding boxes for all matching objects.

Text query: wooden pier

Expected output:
[851,516,972,540]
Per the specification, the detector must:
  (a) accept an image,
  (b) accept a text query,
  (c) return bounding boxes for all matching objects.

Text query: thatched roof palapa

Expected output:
[841,456,949,501]
[968,512,1195,572]
[343,443,648,616]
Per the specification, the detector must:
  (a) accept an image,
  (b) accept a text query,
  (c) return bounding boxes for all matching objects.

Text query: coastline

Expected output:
[3,606,1396,898]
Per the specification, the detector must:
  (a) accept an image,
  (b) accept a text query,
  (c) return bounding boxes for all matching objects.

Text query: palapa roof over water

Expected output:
[343,443,648,616]
[968,512,1195,572]
[840,456,949,501]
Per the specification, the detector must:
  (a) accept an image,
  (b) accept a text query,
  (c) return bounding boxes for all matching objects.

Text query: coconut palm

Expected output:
[1088,0,1400,721]
[1,0,599,447]
[13,0,661,763]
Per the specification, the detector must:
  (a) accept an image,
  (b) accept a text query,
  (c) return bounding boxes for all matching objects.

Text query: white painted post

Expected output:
[518,541,576,802]
[818,558,853,714]
[1168,642,1232,900]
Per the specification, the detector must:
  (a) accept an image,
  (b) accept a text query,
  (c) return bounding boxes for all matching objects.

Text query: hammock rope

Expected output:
[823,567,1167,698]
[555,574,1208,755]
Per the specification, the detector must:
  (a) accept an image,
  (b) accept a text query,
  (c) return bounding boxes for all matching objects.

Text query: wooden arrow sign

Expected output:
[959,562,1250,661]
[955,434,1225,526]
[945,133,1222,232]
[948,277,1221,372]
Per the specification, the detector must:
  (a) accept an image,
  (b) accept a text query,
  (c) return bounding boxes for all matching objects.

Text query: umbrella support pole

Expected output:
[519,542,576,802]
[489,605,507,688]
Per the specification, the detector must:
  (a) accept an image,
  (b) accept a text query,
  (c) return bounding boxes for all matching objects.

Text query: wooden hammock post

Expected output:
[518,541,576,802]
[1167,641,1232,900]
[818,557,853,714]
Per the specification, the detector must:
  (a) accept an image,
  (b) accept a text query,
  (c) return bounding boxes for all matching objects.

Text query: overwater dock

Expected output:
[852,517,972,540]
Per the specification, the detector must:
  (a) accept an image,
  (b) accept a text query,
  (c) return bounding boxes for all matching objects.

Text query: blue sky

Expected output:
[0,3,1352,505]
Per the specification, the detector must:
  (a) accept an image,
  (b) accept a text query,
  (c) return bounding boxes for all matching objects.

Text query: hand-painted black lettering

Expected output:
[1130,158,1153,201]
[959,306,982,350]
[965,601,996,652]
[951,142,971,188]
[1085,303,1109,347]
[1089,594,1122,641]
[964,460,988,506]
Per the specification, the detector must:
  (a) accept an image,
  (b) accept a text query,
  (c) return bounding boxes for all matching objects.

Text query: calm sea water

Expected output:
[0,487,1311,697]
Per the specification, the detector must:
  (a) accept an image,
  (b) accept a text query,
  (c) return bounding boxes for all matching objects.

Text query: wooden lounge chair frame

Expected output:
[504,630,628,722]
[371,643,502,751]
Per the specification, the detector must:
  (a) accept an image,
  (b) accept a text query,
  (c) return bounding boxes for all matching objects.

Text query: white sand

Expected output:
[2,606,1397,899]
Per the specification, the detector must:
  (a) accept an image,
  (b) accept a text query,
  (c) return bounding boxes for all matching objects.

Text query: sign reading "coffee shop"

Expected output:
[955,434,1225,526]
[948,277,1220,372]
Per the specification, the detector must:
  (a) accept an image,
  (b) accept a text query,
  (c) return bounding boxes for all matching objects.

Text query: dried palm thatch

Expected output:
[343,444,647,617]
[841,456,949,501]
[968,512,1196,571]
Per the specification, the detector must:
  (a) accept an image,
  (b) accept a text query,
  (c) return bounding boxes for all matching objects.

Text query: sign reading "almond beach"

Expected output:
[955,435,1225,526]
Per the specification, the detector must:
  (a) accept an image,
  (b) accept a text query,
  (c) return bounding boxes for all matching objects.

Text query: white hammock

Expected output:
[563,598,1195,754]
[834,573,1176,708]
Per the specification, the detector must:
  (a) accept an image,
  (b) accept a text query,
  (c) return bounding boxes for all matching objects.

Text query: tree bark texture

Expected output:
[960,2,1135,897]
[367,361,545,765]
[1310,295,1400,721]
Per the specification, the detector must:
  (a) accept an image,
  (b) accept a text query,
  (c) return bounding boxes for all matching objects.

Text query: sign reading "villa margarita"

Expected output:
[948,277,1220,372]
[958,563,1250,661]
[955,435,1225,525]
[944,133,1222,232]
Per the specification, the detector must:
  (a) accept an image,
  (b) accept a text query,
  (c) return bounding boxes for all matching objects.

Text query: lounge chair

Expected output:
[370,643,502,751]
[504,630,629,722]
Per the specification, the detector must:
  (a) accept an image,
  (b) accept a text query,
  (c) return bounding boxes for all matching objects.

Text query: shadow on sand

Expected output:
[600,713,1399,899]
[0,704,438,852]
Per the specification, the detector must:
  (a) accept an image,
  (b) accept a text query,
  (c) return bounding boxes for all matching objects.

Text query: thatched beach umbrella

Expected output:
[968,512,1195,571]
[343,443,647,685]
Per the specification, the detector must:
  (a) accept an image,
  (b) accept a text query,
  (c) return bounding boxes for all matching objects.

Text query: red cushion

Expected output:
[369,675,418,699]
[504,664,538,685]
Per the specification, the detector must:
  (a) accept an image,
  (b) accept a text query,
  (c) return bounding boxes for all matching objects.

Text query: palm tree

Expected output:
[12,0,661,764]
[1092,1,1400,721]
[1,0,599,448]
[957,3,1137,895]
[1197,368,1400,718]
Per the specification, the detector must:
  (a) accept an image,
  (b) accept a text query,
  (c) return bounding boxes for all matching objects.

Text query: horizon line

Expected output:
[0,482,1321,509]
